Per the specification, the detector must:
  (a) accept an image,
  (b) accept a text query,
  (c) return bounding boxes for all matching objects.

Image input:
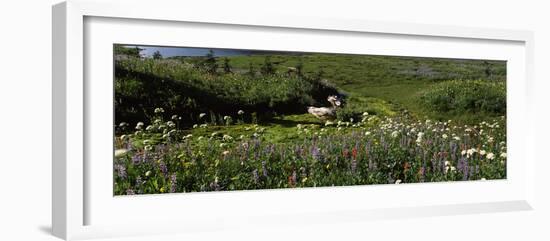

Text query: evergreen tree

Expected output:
[152,50,162,59]
[203,49,218,74]
[223,58,232,74]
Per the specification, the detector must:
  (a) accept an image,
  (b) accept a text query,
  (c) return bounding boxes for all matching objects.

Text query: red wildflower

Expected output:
[352,147,358,160]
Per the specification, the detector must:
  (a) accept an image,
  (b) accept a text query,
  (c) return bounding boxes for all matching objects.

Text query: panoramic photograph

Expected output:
[113,44,507,195]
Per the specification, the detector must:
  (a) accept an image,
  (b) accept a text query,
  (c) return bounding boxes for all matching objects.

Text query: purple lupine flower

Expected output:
[458,156,469,180]
[252,169,259,184]
[114,164,127,179]
[450,142,458,161]
[311,146,322,162]
[291,170,297,185]
[351,158,357,173]
[169,173,177,193]
[131,153,142,165]
[158,161,168,176]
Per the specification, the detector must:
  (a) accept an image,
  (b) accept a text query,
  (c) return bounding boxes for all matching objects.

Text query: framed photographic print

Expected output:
[53,0,535,240]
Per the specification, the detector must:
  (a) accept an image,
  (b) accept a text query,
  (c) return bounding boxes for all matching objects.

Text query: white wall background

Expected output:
[0,0,548,240]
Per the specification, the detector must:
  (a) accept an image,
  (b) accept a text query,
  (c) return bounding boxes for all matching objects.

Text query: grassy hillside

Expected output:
[221,53,506,123]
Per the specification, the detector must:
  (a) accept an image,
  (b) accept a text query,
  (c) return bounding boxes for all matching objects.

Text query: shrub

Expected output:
[419,80,505,115]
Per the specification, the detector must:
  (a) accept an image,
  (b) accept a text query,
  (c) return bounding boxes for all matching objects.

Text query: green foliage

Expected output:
[114,45,142,58]
[336,96,395,122]
[419,80,506,115]
[260,56,276,75]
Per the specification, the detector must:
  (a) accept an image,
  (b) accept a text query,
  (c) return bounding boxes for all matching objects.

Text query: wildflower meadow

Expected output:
[113,45,506,195]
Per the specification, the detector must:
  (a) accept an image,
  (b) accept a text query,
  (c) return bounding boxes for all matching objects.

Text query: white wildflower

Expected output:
[145,170,152,177]
[480,150,486,156]
[467,148,476,157]
[391,131,399,138]
[487,153,495,160]
[500,152,507,158]
[199,113,206,119]
[416,132,424,145]
[135,122,144,130]
[442,134,448,139]
[166,121,176,128]
[154,107,164,114]
[237,110,245,115]
[395,179,402,184]
[223,134,233,141]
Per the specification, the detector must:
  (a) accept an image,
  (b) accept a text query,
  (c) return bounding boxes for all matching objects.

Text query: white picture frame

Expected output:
[52,0,535,240]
